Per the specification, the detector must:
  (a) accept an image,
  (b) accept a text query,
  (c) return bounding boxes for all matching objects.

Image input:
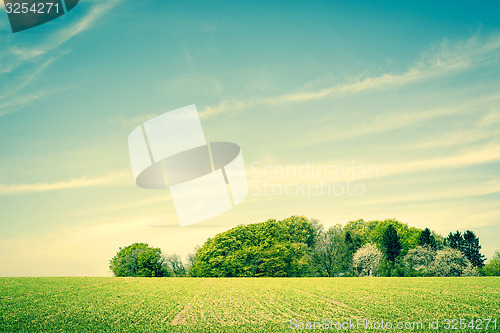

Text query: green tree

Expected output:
[417,228,437,249]
[367,219,421,256]
[309,225,352,276]
[461,230,486,268]
[190,216,318,277]
[164,254,187,276]
[109,243,166,277]
[445,231,463,249]
[381,224,401,264]
[482,251,500,276]
[343,219,369,250]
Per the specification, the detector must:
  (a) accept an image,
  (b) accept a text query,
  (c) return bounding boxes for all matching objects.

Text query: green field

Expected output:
[1,277,499,332]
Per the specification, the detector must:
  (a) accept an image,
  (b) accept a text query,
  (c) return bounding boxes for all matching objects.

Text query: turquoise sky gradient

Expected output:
[1,1,499,276]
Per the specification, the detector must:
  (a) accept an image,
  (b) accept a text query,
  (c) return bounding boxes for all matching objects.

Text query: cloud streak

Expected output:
[0,170,130,195]
[199,33,500,118]
[0,0,123,115]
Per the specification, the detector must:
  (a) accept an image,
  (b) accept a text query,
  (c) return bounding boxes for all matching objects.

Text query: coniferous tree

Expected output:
[418,228,437,249]
[461,230,486,268]
[445,231,463,249]
[381,224,401,264]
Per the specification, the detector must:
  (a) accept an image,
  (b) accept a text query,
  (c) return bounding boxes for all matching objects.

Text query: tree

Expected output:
[190,216,318,277]
[461,230,486,268]
[164,254,187,276]
[428,247,472,277]
[381,225,401,264]
[309,225,352,276]
[351,243,383,277]
[343,219,369,250]
[403,246,436,276]
[417,228,437,249]
[483,251,500,276]
[369,219,418,249]
[109,243,166,277]
[445,231,463,249]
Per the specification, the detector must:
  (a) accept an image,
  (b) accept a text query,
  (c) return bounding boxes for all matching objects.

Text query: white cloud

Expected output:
[248,143,500,188]
[200,33,500,118]
[0,169,130,195]
[381,144,500,178]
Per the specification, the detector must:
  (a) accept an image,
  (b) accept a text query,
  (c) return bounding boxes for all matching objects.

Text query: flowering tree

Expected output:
[403,245,436,276]
[351,243,383,277]
[429,247,477,277]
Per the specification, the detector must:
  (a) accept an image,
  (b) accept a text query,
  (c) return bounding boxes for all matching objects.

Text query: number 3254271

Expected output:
[5,2,60,14]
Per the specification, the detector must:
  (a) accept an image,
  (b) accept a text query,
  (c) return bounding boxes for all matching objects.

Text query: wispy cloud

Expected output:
[290,93,500,148]
[248,143,500,187]
[0,0,123,115]
[381,144,500,177]
[1,0,122,68]
[110,113,159,128]
[200,33,500,118]
[0,169,130,196]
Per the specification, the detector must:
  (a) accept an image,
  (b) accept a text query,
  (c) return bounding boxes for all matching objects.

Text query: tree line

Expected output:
[109,216,500,277]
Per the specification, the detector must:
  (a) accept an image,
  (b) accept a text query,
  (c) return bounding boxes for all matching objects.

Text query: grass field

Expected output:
[1,277,499,332]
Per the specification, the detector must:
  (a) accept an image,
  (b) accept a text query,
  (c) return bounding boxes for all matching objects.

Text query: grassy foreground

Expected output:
[1,277,499,332]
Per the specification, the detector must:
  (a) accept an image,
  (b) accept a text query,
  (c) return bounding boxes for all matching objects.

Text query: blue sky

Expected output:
[0,0,499,276]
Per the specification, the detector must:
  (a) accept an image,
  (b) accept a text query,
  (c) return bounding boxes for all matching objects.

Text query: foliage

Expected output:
[109,243,166,277]
[309,224,353,276]
[403,245,436,276]
[190,216,317,277]
[381,224,401,265]
[445,231,463,249]
[351,243,383,276]
[461,230,486,268]
[482,250,500,276]
[164,254,187,277]
[344,218,421,256]
[445,230,486,267]
[417,228,437,249]
[462,262,481,277]
[428,247,474,277]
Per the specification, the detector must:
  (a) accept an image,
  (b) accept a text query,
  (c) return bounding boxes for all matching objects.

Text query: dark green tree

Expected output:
[109,243,166,277]
[461,230,486,268]
[418,228,437,249]
[381,224,401,264]
[445,231,463,249]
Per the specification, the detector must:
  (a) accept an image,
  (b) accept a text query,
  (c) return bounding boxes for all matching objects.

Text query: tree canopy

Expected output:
[483,251,500,276]
[445,230,486,267]
[112,217,488,278]
[418,228,437,249]
[109,243,166,277]
[190,216,318,277]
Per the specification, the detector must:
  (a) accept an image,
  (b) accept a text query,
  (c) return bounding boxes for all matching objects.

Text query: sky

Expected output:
[0,0,499,276]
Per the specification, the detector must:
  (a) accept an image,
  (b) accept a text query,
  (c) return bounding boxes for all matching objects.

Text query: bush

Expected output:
[482,251,500,276]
